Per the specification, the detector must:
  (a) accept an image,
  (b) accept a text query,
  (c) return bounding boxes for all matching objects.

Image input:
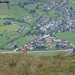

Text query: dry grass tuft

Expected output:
[0,53,75,75]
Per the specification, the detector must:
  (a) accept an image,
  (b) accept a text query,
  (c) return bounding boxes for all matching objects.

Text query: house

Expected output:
[23,16,29,20]
[21,26,27,30]
[39,35,50,40]
[12,42,18,49]
[27,44,33,50]
[11,22,15,25]
[53,39,62,43]
[17,28,21,32]
[46,39,52,43]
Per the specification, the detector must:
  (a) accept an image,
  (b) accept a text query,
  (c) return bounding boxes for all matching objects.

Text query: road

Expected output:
[0,49,73,54]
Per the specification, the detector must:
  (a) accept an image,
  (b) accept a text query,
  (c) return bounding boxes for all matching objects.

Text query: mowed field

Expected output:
[56,31,75,46]
[28,50,64,56]
[0,25,20,33]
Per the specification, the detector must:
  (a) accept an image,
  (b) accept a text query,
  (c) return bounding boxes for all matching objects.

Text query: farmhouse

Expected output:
[53,39,62,43]
[46,39,52,43]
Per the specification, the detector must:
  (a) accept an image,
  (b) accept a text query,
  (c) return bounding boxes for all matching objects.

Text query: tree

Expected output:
[23,2,29,5]
[70,6,73,10]
[13,44,18,49]
[26,30,31,35]
[36,5,39,9]
[3,21,12,25]
[29,9,36,14]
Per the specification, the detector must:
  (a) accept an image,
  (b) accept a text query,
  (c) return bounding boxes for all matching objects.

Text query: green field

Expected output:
[16,36,38,46]
[3,35,38,49]
[56,31,75,46]
[25,4,37,10]
[49,8,57,17]
[28,51,63,56]
[0,20,5,26]
[0,25,20,33]
[0,50,63,56]
[66,2,75,9]
[0,4,12,15]
[11,6,32,17]
[0,30,21,46]
[0,50,11,52]
[0,2,32,18]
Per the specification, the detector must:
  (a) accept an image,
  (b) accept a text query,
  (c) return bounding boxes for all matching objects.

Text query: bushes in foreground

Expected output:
[0,53,75,75]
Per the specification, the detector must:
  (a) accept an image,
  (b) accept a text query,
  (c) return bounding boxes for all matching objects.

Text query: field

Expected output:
[0,0,39,49]
[28,51,64,56]
[0,50,63,56]
[56,31,75,46]
[0,25,20,33]
[0,50,11,52]
[15,36,38,47]
[0,52,75,75]
[66,2,75,9]
[2,35,38,49]
[0,1,32,17]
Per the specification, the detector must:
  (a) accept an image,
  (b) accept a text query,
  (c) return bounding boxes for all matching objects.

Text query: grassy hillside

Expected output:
[0,25,20,32]
[0,4,11,15]
[0,53,75,75]
[0,1,32,18]
[56,31,75,46]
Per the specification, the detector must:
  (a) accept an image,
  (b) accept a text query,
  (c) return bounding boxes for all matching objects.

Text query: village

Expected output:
[0,1,75,75]
[12,34,73,51]
[0,0,75,51]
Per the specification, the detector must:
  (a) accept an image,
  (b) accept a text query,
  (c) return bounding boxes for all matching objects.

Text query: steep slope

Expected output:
[0,0,31,17]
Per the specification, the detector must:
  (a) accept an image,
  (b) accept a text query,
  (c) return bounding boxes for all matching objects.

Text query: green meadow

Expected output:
[3,36,38,49]
[28,51,63,56]
[0,25,20,33]
[66,2,75,9]
[16,36,38,47]
[56,31,75,46]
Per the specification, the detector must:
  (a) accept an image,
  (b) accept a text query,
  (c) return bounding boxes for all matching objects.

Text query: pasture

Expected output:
[0,30,21,45]
[25,4,37,10]
[15,36,39,47]
[56,31,75,46]
[0,49,64,56]
[0,25,20,46]
[28,50,64,56]
[0,25,20,33]
[3,35,38,49]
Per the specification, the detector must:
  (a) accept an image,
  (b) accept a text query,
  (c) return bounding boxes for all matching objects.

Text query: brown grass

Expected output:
[0,53,75,75]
